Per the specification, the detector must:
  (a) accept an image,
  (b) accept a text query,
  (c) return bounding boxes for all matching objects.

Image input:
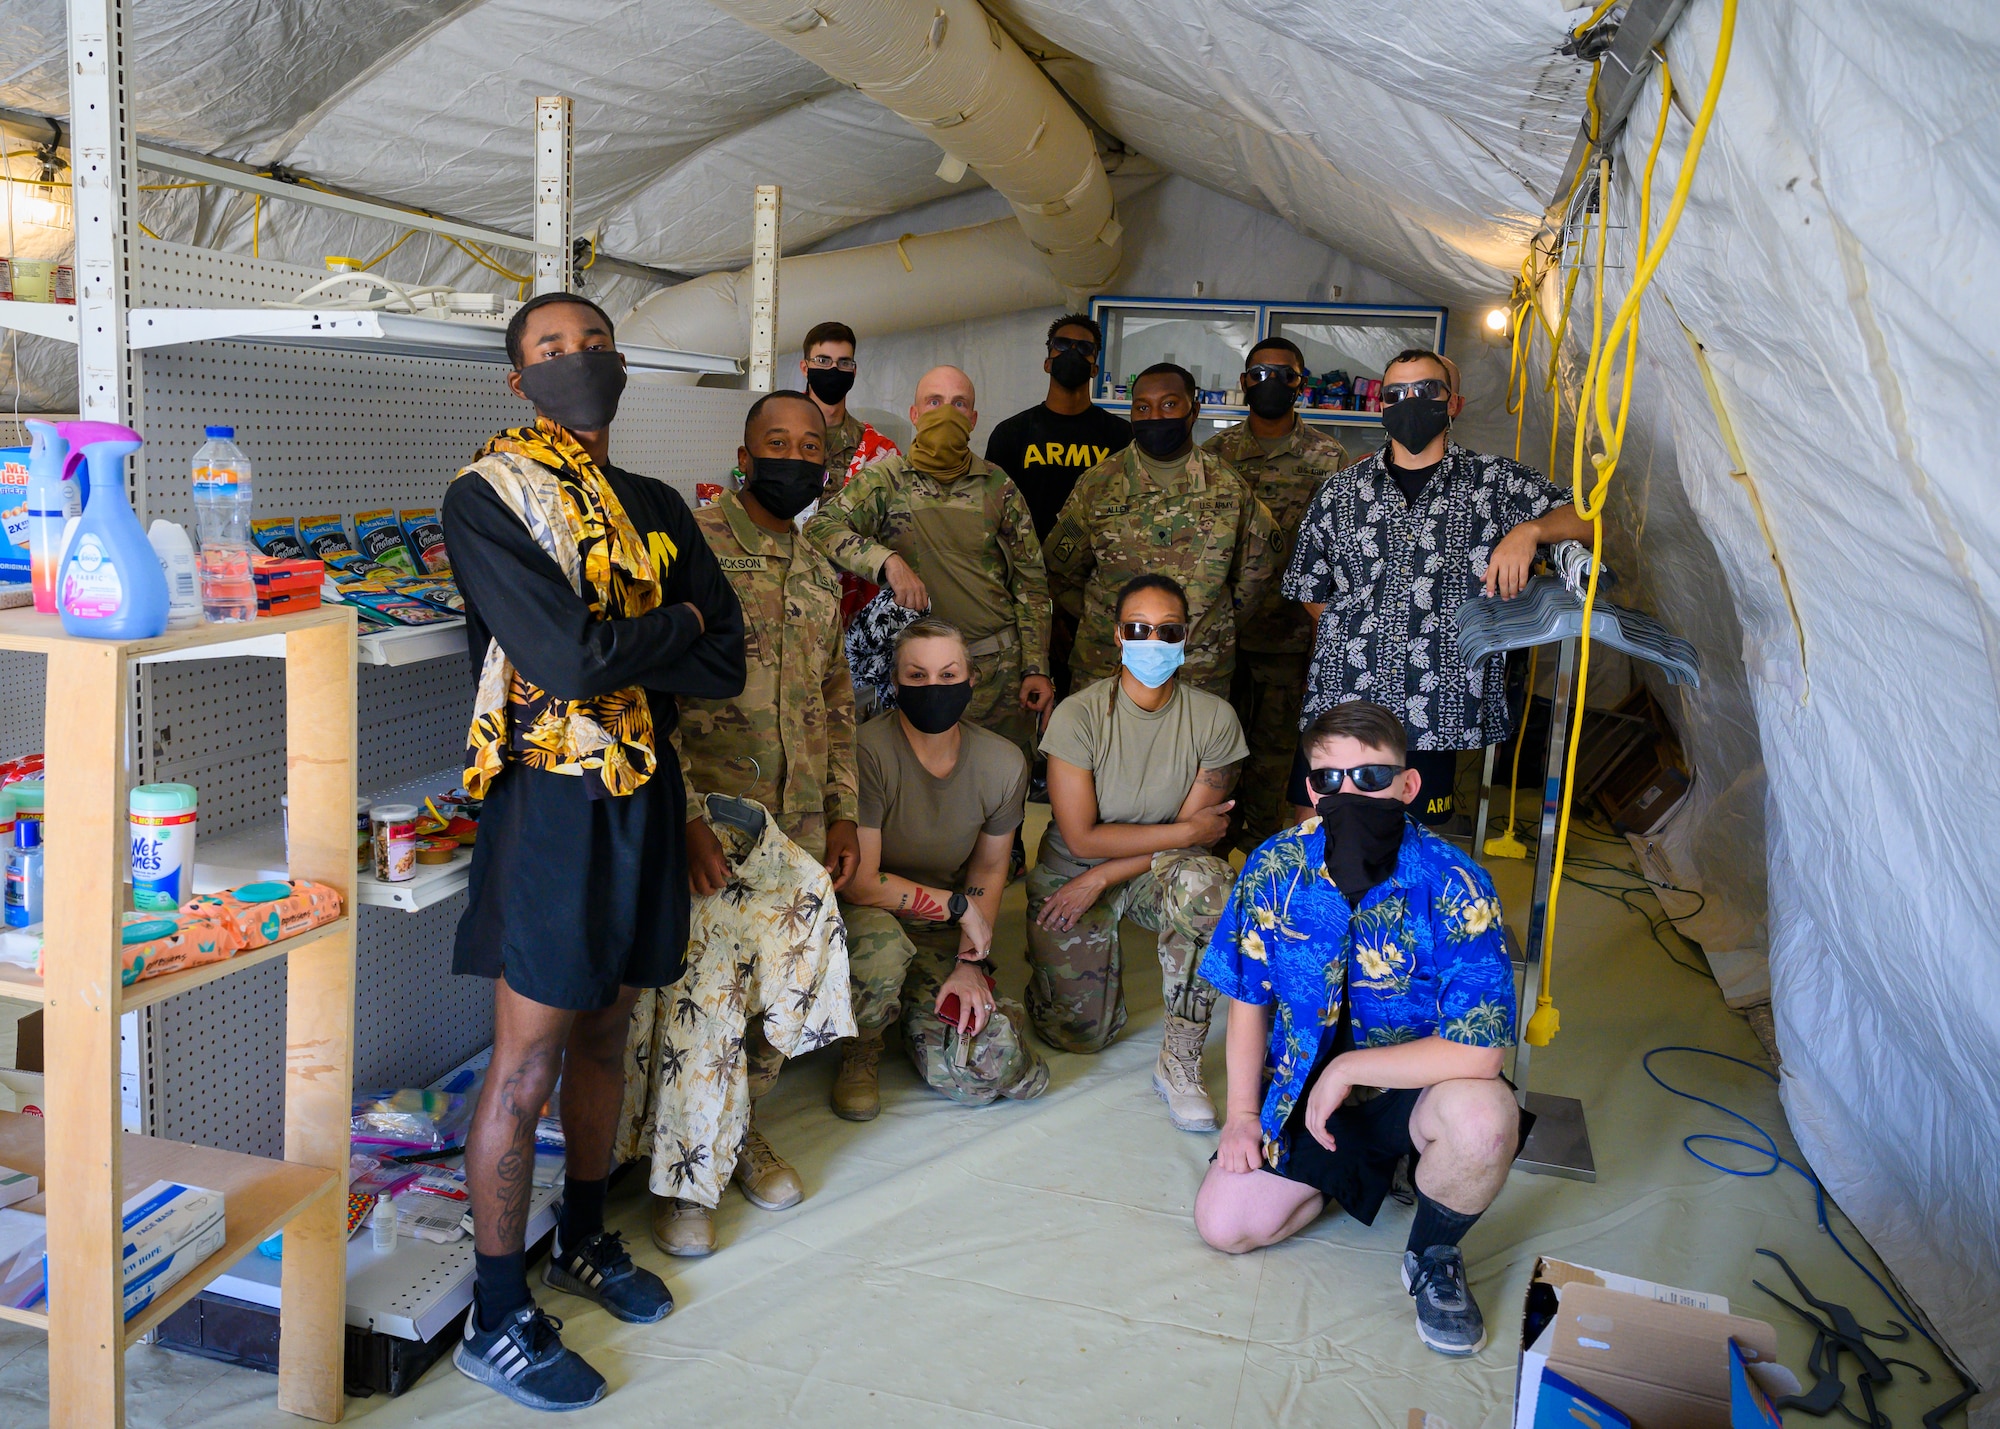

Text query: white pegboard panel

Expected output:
[610,380,756,502]
[0,653,45,761]
[358,655,473,792]
[134,239,330,308]
[143,657,289,838]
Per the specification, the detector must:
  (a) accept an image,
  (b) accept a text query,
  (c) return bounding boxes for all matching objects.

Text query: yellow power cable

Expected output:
[137,180,207,191]
[358,228,418,271]
[252,193,261,258]
[1572,0,1622,37]
[1526,0,1734,1047]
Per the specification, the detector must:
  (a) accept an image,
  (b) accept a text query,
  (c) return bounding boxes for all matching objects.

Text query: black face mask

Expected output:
[1381,397,1451,456]
[1314,792,1408,902]
[1049,348,1093,391]
[895,680,973,735]
[516,349,628,432]
[1245,376,1298,420]
[744,456,826,521]
[1131,416,1192,461]
[806,366,855,406]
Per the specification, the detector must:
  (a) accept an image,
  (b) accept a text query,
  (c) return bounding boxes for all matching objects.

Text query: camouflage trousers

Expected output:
[840,902,1047,1106]
[1230,650,1308,855]
[1023,848,1234,1054]
[743,810,827,1100]
[965,641,1037,767]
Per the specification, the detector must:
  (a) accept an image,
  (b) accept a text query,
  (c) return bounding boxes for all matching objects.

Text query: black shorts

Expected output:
[452,762,690,1012]
[1285,745,1460,827]
[1275,1086,1424,1226]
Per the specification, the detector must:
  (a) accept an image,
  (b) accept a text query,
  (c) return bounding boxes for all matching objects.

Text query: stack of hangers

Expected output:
[1453,574,1702,687]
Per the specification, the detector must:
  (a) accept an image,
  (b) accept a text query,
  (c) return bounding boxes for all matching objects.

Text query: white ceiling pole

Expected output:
[747,184,780,393]
[66,0,136,428]
[533,96,573,297]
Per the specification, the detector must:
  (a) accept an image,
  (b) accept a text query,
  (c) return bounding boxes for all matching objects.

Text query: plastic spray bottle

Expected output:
[192,425,255,623]
[147,521,202,629]
[21,420,79,616]
[55,425,169,641]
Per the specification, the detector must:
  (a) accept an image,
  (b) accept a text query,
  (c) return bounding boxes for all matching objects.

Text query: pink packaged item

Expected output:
[180,879,342,951]
[79,909,245,987]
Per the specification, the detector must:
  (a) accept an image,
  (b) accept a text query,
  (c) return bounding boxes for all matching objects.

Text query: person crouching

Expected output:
[1193,700,1526,1358]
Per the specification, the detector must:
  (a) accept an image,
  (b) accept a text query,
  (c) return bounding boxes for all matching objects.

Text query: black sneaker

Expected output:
[543,1228,674,1324]
[453,1303,606,1411]
[1401,1245,1487,1356]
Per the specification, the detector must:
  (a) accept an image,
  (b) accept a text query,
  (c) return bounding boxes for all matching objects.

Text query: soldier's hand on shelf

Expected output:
[823,819,860,891]
[686,817,731,898]
[881,555,929,611]
[1018,674,1054,715]
[1215,1113,1265,1174]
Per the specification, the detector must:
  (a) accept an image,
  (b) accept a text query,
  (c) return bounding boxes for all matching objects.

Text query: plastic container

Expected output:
[129,783,198,911]
[21,421,80,615]
[192,425,255,624]
[4,821,42,929]
[9,780,42,835]
[56,425,169,640]
[369,803,418,883]
[0,787,13,844]
[146,520,202,629]
[370,1193,397,1252]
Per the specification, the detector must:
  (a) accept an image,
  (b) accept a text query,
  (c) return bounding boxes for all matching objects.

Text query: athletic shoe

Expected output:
[453,1303,605,1411]
[542,1228,673,1324]
[1401,1245,1487,1356]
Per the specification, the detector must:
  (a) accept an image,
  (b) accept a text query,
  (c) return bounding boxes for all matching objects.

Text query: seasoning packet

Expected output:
[400,508,449,575]
[341,590,460,626]
[250,517,308,559]
[353,509,416,576]
[298,514,362,567]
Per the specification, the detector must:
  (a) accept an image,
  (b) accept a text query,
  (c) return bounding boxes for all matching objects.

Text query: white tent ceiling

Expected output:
[4,0,1998,1410]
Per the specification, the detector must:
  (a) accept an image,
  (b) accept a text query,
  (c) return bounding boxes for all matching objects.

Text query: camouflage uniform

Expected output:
[1043,445,1279,700]
[1023,848,1235,1053]
[839,902,1048,1105]
[1201,420,1349,849]
[679,487,860,1098]
[805,453,1051,764]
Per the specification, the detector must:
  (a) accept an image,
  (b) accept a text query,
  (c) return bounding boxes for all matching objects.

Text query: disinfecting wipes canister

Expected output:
[130,784,198,911]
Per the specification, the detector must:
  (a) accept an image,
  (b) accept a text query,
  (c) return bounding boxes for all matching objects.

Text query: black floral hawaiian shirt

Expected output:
[1280,443,1572,750]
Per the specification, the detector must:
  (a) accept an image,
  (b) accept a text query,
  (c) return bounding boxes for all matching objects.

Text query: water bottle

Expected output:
[192,425,255,623]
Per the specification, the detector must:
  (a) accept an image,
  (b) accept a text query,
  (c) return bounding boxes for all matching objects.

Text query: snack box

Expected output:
[251,554,325,597]
[257,589,323,617]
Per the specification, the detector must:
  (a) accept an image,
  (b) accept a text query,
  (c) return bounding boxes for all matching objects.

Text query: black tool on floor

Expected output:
[1756,1247,1906,1383]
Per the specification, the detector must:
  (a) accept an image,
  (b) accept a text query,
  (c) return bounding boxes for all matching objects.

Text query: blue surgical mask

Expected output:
[1120,637,1185,689]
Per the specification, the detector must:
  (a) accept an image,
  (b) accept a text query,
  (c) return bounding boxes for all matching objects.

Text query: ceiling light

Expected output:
[1484,306,1509,333]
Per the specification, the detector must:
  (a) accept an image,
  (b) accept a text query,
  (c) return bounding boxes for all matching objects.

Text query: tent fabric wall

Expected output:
[2,0,1996,1400]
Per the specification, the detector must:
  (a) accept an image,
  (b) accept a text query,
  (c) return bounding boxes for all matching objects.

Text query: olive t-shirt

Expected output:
[1038,677,1248,870]
[856,713,1029,888]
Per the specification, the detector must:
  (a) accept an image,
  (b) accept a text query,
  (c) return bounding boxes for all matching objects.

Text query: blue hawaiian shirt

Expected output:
[1197,815,1515,1172]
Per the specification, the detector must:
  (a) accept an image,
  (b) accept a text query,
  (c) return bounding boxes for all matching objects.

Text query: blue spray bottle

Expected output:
[56,426,169,640]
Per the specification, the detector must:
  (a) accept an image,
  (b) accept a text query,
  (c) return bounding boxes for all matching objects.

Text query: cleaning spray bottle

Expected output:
[21,420,80,615]
[55,425,168,640]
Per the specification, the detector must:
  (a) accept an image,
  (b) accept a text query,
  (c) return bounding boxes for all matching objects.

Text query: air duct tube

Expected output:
[707,0,1120,293]
[619,216,1067,358]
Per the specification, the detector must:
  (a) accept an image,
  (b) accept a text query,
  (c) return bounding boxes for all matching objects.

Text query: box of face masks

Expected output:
[22,1180,229,1319]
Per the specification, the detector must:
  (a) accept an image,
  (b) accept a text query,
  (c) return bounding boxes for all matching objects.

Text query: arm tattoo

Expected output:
[907,887,948,920]
[964,886,986,899]
[1198,759,1244,795]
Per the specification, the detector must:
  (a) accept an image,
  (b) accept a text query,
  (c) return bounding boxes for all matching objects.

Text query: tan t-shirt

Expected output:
[1038,676,1248,870]
[856,713,1029,888]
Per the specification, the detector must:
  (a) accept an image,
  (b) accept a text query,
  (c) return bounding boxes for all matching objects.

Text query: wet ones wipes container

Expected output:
[130,783,198,911]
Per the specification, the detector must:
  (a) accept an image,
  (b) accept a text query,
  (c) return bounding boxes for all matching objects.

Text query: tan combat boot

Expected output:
[831,1032,883,1121]
[650,1194,714,1257]
[1153,1013,1217,1131]
[733,1114,804,1210]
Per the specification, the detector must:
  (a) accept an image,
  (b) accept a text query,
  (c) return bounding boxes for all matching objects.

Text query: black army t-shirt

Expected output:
[985,403,1132,540]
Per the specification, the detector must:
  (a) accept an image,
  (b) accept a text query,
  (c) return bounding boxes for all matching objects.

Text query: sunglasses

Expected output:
[1307,763,1405,796]
[1118,621,1188,643]
[806,355,859,372]
[1244,363,1302,386]
[1380,378,1450,405]
[1050,336,1100,359]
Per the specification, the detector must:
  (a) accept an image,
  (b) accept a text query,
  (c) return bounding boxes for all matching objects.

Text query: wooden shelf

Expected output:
[0,917,352,1010]
[0,604,352,659]
[0,1111,338,1344]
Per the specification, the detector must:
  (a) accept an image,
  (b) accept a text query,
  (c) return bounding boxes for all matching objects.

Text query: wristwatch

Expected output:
[947,891,969,922]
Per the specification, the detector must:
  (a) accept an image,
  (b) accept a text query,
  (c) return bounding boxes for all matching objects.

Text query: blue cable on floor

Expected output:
[1640,1045,1940,1355]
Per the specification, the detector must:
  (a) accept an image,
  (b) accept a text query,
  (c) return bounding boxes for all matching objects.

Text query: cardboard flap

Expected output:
[1545,1284,1780,1429]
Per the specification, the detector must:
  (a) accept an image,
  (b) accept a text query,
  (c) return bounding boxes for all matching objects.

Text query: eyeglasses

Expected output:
[1118,620,1188,643]
[1306,763,1405,796]
[806,355,859,372]
[1244,363,1302,386]
[1380,378,1450,405]
[1049,336,1100,359]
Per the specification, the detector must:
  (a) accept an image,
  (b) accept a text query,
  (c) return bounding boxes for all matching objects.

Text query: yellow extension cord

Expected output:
[1524,0,1737,1048]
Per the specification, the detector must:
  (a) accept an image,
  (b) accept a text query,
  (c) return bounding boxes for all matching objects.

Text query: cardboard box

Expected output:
[1516,1257,1795,1429]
